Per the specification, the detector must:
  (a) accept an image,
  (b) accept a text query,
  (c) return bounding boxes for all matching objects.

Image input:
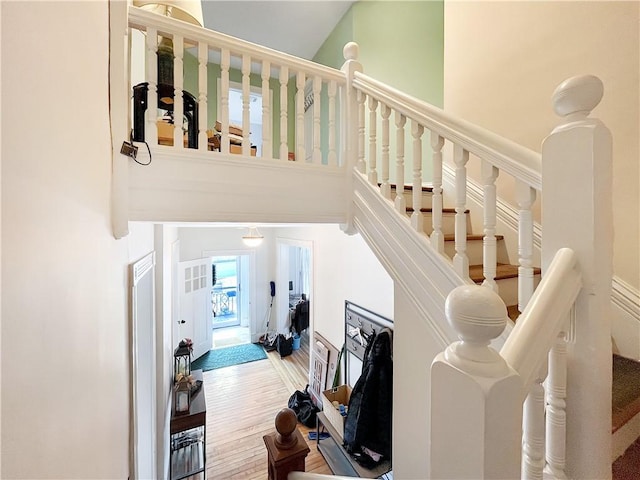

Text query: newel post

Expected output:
[430,285,523,479]
[340,42,363,235]
[541,75,612,479]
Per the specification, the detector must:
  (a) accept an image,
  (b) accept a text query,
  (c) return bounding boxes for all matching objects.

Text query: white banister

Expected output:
[296,71,306,162]
[327,80,338,166]
[516,180,537,312]
[288,473,356,480]
[410,121,424,233]
[481,160,499,292]
[145,28,158,146]
[197,41,208,151]
[220,48,230,154]
[352,71,542,190]
[380,104,391,199]
[430,284,522,480]
[541,74,612,479]
[544,332,568,479]
[279,65,289,160]
[261,60,272,159]
[430,132,445,254]
[394,112,406,214]
[501,248,581,390]
[367,96,378,185]
[312,76,322,165]
[356,89,366,174]
[453,145,469,278]
[522,380,546,480]
[172,34,185,149]
[241,54,251,156]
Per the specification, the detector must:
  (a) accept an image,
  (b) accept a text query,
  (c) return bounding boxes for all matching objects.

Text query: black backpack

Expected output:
[287,385,319,428]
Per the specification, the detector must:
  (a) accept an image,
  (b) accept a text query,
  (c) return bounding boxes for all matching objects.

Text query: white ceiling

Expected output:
[201,1,355,60]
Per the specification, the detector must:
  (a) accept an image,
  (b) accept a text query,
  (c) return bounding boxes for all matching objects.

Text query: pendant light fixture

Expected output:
[242,226,264,247]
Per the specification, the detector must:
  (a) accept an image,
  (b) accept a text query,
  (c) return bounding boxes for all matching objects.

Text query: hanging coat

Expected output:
[343,328,393,460]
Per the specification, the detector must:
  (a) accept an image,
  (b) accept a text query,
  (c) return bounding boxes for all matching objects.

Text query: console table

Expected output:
[170,369,206,480]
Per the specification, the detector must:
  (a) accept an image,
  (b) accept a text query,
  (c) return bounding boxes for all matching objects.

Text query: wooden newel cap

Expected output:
[274,407,298,449]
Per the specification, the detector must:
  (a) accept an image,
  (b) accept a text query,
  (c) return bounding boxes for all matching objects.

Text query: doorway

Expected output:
[211,255,241,329]
[276,239,313,336]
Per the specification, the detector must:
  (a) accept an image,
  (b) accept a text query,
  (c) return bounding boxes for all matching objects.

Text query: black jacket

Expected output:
[343,328,393,460]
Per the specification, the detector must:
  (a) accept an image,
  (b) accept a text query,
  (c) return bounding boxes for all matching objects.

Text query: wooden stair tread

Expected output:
[443,234,504,242]
[387,183,433,193]
[506,305,521,321]
[612,354,640,433]
[468,263,541,283]
[406,207,467,214]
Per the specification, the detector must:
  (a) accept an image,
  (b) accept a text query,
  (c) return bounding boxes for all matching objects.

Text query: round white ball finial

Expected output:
[343,42,359,61]
[445,285,507,344]
[552,74,603,118]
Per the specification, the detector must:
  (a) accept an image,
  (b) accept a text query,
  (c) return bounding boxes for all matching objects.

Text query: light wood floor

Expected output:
[201,332,332,479]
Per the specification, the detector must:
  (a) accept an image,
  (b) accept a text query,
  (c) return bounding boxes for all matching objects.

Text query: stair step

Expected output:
[612,354,640,464]
[506,305,521,322]
[442,234,509,265]
[612,355,640,433]
[389,184,434,209]
[405,207,470,236]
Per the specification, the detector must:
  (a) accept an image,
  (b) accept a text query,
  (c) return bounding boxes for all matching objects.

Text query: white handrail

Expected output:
[352,71,542,190]
[288,473,357,480]
[129,7,346,83]
[500,247,582,391]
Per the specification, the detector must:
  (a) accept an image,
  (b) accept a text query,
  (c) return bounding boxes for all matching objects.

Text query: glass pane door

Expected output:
[211,256,241,329]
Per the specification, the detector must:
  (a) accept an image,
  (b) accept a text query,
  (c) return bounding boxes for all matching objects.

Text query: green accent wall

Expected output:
[313,0,444,179]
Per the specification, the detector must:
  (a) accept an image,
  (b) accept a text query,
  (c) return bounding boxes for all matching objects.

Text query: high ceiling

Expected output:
[201,1,355,60]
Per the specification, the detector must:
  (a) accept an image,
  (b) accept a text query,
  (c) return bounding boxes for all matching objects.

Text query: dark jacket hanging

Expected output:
[343,328,393,461]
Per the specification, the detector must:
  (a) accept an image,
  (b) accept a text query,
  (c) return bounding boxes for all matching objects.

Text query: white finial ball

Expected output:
[343,42,359,61]
[445,285,507,343]
[552,74,603,118]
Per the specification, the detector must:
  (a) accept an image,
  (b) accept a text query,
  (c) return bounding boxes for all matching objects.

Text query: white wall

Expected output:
[444,0,640,359]
[444,1,639,290]
[177,224,394,351]
[1,2,149,478]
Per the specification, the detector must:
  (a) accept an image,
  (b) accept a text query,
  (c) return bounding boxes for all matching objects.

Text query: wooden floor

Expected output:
[201,332,332,479]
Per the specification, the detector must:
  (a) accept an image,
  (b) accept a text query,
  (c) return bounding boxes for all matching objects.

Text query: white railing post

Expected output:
[340,42,362,235]
[430,285,522,479]
[541,74,612,479]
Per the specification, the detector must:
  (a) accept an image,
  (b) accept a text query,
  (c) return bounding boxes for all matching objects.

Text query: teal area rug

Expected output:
[192,343,267,371]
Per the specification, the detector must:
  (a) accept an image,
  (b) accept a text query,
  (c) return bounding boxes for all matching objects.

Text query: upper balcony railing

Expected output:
[128,6,346,165]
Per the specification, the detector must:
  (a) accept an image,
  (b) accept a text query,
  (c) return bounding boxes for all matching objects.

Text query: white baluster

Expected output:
[430,285,521,480]
[482,160,500,292]
[279,65,289,160]
[380,104,391,199]
[312,76,322,165]
[544,332,568,479]
[516,180,537,312]
[145,28,158,146]
[173,35,184,149]
[327,80,337,166]
[453,145,470,278]
[356,89,366,173]
[522,381,546,480]
[241,54,251,156]
[220,48,230,154]
[394,112,406,214]
[410,121,424,233]
[368,97,378,185]
[261,60,272,159]
[197,41,208,151]
[430,132,445,253]
[296,72,306,162]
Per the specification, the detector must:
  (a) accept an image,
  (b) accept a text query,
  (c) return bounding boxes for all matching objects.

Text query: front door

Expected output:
[178,258,211,360]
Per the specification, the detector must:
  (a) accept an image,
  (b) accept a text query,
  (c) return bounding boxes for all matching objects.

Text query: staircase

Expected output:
[116,6,621,479]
